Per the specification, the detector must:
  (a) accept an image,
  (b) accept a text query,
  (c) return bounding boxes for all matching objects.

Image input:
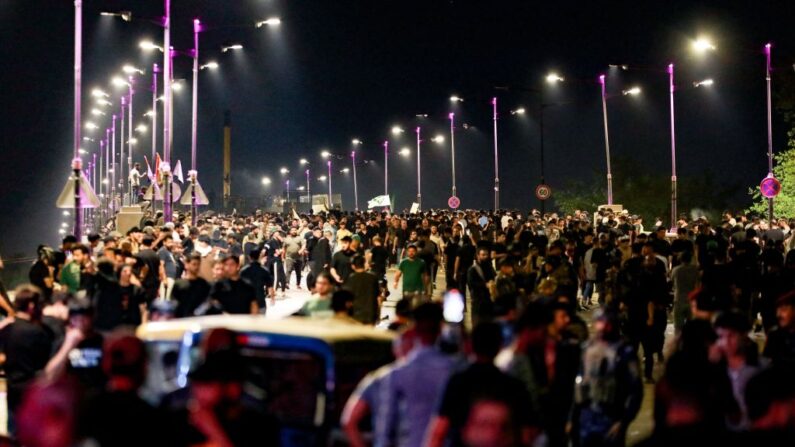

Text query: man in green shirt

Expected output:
[60,244,90,294]
[394,245,427,301]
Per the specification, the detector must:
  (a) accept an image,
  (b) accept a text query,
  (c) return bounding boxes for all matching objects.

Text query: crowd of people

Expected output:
[0,206,795,446]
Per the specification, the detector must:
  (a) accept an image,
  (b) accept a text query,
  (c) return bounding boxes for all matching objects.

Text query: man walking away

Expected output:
[344,254,381,325]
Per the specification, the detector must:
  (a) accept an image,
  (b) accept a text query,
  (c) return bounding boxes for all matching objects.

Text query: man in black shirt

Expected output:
[331,235,356,285]
[1,285,53,433]
[368,235,389,281]
[240,248,274,312]
[210,256,259,315]
[172,254,212,318]
[344,255,381,325]
[264,231,287,295]
[136,236,163,303]
[426,322,535,447]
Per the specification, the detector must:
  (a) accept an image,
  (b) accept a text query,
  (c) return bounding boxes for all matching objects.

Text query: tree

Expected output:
[556,156,740,224]
[748,129,795,218]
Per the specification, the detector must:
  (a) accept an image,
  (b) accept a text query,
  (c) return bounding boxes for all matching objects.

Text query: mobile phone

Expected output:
[443,289,465,324]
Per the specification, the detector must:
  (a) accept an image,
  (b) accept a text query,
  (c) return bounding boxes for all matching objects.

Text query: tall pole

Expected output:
[327,160,333,209]
[765,43,774,223]
[111,114,117,215]
[119,96,126,203]
[286,179,291,203]
[127,77,134,205]
[668,63,677,229]
[99,139,105,211]
[305,169,311,205]
[449,113,457,198]
[191,19,201,225]
[415,127,422,210]
[71,0,83,239]
[352,150,359,211]
[151,64,158,162]
[599,74,613,205]
[383,141,389,196]
[492,97,499,211]
[162,0,173,222]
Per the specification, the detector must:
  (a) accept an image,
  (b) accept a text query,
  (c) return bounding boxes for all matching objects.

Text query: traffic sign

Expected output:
[760,176,781,199]
[535,184,552,201]
[448,195,460,209]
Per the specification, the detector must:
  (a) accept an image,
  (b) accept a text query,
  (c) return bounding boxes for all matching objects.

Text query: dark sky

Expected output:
[2,0,795,255]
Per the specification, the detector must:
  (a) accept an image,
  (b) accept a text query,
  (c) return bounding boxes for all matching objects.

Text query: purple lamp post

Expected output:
[599,74,613,205]
[119,96,126,201]
[189,18,202,225]
[668,63,677,229]
[69,0,84,238]
[415,127,422,210]
[127,75,135,205]
[492,97,499,211]
[449,112,457,198]
[111,114,117,214]
[383,141,389,196]
[151,64,159,162]
[162,0,173,222]
[765,43,774,223]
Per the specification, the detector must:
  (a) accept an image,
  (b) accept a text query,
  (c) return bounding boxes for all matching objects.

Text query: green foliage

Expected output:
[748,129,795,218]
[555,156,741,223]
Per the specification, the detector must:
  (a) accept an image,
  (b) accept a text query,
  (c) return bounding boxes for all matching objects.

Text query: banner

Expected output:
[368,195,391,209]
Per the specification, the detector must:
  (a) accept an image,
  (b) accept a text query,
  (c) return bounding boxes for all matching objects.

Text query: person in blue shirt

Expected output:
[376,303,457,447]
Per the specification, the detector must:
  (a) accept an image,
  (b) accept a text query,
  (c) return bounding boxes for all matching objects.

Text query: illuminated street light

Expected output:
[321,150,331,159]
[78,149,88,155]
[63,211,70,216]
[297,186,305,191]
[399,147,411,157]
[144,110,154,117]
[280,167,289,174]
[139,40,164,52]
[261,176,272,186]
[431,135,445,143]
[122,64,144,75]
[128,138,138,145]
[135,124,148,133]
[622,86,642,95]
[82,137,94,142]
[91,108,105,116]
[100,11,131,21]
[391,126,404,135]
[546,73,564,83]
[171,81,184,92]
[112,76,130,88]
[318,175,327,181]
[693,78,714,87]
[692,37,716,53]
[256,17,282,27]
[352,139,362,145]
[510,107,526,115]
[340,168,350,174]
[300,158,309,165]
[200,61,219,70]
[95,98,112,107]
[85,122,99,130]
[91,88,109,98]
[221,44,243,53]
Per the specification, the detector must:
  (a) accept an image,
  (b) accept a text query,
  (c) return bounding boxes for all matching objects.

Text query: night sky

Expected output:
[2,0,795,256]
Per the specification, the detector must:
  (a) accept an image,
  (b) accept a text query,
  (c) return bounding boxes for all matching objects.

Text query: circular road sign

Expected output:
[535,184,552,201]
[760,176,782,199]
[448,195,461,209]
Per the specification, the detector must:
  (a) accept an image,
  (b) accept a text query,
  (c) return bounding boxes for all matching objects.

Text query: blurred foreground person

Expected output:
[573,311,643,447]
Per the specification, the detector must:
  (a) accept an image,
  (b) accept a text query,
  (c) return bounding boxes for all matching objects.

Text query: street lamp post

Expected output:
[305,168,311,204]
[151,64,158,162]
[449,112,456,198]
[111,114,117,214]
[383,141,389,196]
[415,127,422,210]
[765,43,774,223]
[190,19,200,225]
[286,179,291,203]
[668,63,677,229]
[68,0,85,239]
[599,74,613,205]
[327,160,333,209]
[127,76,135,205]
[351,150,359,211]
[492,97,499,211]
[162,0,173,222]
[119,96,126,201]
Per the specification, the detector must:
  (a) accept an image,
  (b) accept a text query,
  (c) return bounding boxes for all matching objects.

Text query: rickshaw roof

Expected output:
[137,315,395,345]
